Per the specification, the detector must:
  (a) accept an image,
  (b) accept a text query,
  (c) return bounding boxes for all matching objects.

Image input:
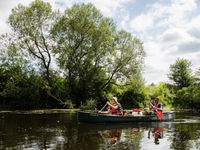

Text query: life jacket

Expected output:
[154,103,162,112]
[155,127,163,139]
[156,127,163,133]
[108,130,122,138]
[110,103,123,115]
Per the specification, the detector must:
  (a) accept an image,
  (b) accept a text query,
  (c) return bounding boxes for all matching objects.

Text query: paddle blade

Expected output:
[156,111,163,120]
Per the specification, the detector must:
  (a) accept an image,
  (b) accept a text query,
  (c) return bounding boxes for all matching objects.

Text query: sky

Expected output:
[0,0,200,85]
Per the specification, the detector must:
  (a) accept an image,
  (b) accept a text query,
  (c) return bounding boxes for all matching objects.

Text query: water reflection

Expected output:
[170,123,200,150]
[96,127,143,150]
[148,127,163,145]
[107,130,122,144]
[0,112,200,150]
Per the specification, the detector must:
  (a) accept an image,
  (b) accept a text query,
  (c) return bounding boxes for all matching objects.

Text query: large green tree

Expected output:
[168,58,193,89]
[8,0,55,82]
[167,59,200,109]
[52,3,145,105]
[6,0,67,105]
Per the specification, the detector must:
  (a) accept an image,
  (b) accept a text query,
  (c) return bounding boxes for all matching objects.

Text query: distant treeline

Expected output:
[0,0,200,110]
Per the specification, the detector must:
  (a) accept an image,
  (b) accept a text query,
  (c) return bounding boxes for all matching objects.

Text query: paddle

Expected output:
[99,103,107,112]
[149,102,163,120]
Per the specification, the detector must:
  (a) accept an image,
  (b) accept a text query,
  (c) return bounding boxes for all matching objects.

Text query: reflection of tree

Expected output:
[170,123,200,150]
[0,113,79,149]
[55,115,104,150]
[2,113,200,150]
[0,112,106,150]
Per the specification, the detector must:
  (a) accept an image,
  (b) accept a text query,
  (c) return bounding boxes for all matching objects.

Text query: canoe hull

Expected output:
[77,111,175,123]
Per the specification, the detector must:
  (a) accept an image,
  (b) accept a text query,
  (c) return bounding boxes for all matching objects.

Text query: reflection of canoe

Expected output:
[77,111,175,123]
[78,121,175,135]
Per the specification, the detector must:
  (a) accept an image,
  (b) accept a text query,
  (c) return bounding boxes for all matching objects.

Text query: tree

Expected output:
[168,58,193,89]
[52,3,114,104]
[0,58,43,109]
[52,3,145,105]
[119,74,146,109]
[8,0,55,82]
[194,68,200,84]
[7,0,67,105]
[103,30,144,89]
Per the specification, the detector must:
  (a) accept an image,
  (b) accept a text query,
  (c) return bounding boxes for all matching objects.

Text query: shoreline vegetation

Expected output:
[0,109,80,114]
[0,108,199,114]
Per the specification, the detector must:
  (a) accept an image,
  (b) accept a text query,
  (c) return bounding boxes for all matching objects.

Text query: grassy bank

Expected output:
[0,109,80,114]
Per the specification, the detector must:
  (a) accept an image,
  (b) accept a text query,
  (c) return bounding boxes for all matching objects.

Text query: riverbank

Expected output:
[0,109,80,114]
[0,107,199,114]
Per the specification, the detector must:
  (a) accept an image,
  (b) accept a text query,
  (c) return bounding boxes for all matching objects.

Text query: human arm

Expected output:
[106,101,118,110]
[154,104,163,112]
[149,102,163,112]
[98,110,110,114]
[148,101,153,110]
[98,103,111,114]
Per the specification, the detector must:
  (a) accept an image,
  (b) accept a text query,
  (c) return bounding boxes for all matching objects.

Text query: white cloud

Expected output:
[129,0,197,32]
[143,41,170,84]
[0,0,132,34]
[0,0,37,34]
[178,41,200,53]
[155,0,197,27]
[188,27,200,39]
[80,0,132,18]
[187,15,200,40]
[121,15,130,30]
[161,29,182,43]
[127,0,199,84]
[130,14,154,32]
[160,28,190,52]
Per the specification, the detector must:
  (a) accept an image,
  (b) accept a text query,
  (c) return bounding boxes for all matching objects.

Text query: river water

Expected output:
[0,111,200,150]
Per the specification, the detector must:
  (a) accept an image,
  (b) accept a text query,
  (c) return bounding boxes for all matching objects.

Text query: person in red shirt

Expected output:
[148,127,163,145]
[98,97,123,115]
[148,97,163,112]
[108,129,122,144]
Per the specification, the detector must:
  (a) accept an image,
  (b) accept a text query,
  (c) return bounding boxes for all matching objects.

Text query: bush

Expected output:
[65,100,75,109]
[80,99,97,110]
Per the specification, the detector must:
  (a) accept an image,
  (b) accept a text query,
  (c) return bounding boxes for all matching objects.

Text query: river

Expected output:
[0,111,200,150]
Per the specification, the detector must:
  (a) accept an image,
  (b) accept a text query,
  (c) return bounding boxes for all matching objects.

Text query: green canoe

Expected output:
[77,111,175,123]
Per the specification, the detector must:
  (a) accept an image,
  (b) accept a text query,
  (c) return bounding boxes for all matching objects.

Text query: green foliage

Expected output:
[154,83,175,106]
[0,0,145,109]
[145,82,176,108]
[51,3,144,106]
[170,123,200,150]
[80,99,97,110]
[52,3,115,105]
[8,0,56,81]
[168,58,193,89]
[119,76,147,109]
[167,59,200,110]
[0,58,42,109]
[120,90,145,109]
[175,85,200,109]
[64,100,75,109]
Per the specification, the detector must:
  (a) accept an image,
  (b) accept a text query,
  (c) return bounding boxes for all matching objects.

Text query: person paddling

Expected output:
[98,97,123,115]
[148,97,163,112]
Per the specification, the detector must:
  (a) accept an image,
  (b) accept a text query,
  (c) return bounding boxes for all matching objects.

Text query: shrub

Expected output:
[80,99,97,110]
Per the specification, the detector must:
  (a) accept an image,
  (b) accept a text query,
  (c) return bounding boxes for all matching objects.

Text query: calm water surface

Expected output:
[0,112,200,150]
